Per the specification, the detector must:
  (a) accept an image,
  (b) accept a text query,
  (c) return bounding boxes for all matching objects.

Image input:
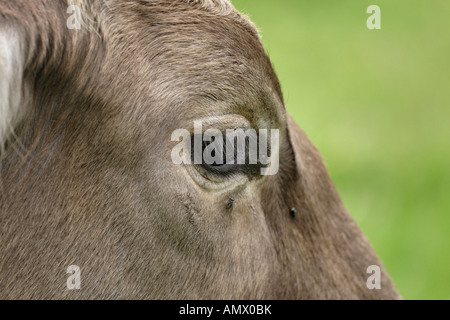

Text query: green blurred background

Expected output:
[233,0,450,300]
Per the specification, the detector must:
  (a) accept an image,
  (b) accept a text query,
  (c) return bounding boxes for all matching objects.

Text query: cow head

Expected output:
[0,0,400,299]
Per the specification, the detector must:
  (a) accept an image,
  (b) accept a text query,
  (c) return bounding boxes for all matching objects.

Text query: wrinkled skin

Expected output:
[0,0,400,299]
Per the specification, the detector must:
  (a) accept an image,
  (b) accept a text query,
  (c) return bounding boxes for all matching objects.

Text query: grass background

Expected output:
[233,0,450,300]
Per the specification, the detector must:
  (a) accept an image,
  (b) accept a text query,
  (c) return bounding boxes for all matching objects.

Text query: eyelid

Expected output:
[200,163,263,178]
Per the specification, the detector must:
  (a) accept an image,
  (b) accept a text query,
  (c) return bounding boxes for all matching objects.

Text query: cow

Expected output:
[0,0,400,299]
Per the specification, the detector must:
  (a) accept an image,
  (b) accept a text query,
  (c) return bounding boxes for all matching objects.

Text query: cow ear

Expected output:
[0,27,24,149]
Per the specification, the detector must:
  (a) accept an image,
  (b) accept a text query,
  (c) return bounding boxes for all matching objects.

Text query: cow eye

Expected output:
[191,135,262,178]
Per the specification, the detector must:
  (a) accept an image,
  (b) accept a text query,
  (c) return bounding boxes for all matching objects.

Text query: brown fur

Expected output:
[0,0,400,299]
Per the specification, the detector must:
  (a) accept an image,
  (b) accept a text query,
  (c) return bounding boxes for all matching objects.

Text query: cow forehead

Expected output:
[70,0,235,11]
[177,0,234,13]
[62,1,283,131]
[94,1,283,120]
[106,0,260,38]
[69,0,255,29]
[69,0,265,80]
